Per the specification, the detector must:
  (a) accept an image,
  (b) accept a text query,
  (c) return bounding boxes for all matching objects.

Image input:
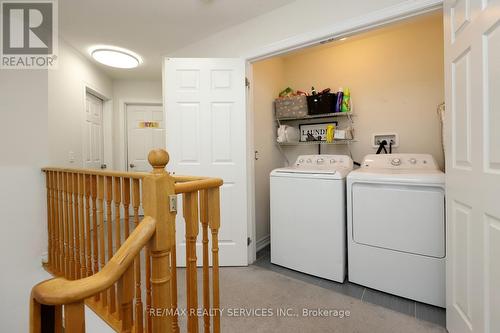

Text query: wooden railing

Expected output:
[31,149,223,333]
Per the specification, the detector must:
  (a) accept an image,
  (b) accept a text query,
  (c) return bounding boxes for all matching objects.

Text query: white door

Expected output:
[84,92,104,169]
[126,104,165,172]
[444,0,500,332]
[164,58,247,266]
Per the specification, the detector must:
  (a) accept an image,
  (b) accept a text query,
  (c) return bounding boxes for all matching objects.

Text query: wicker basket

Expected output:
[274,95,308,119]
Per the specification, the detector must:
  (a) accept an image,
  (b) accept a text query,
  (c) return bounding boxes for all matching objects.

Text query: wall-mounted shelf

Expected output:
[277,112,353,122]
[278,139,357,146]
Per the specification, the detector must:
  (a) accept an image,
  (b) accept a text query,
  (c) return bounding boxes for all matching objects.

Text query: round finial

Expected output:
[148,149,169,173]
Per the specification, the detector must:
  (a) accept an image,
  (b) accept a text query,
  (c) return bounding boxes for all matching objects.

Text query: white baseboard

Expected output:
[256,235,270,252]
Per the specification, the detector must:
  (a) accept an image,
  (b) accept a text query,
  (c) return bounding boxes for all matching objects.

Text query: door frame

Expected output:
[242,0,444,264]
[118,99,163,171]
[82,83,113,169]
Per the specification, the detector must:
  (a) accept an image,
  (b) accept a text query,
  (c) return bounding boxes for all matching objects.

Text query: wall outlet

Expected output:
[68,151,75,163]
[372,133,399,148]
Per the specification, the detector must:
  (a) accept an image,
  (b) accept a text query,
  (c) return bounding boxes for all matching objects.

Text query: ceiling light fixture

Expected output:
[339,37,348,41]
[89,45,142,69]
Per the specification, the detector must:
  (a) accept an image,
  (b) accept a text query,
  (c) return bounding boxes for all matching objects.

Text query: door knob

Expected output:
[129,163,135,168]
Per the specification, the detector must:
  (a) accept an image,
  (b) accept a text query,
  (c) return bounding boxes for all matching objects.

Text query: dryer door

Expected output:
[351,182,445,258]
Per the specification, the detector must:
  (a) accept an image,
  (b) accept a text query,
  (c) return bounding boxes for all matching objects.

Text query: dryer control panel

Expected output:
[361,154,439,170]
[295,155,353,169]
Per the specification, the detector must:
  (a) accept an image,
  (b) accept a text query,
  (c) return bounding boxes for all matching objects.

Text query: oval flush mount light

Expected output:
[89,45,142,69]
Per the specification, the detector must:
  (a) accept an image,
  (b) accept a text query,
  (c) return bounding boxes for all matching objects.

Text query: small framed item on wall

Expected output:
[299,122,338,142]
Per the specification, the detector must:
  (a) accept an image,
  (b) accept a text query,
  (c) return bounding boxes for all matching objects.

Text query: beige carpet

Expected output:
[175,265,448,333]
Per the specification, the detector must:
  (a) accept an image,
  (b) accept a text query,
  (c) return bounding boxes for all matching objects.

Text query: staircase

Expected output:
[30,149,223,333]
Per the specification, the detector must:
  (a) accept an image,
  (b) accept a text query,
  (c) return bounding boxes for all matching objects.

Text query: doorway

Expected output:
[126,103,165,172]
[84,92,105,169]
[250,10,445,255]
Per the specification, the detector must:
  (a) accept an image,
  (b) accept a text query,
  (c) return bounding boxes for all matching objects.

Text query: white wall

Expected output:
[252,58,287,249]
[170,0,436,58]
[0,70,52,332]
[112,80,162,170]
[48,39,113,167]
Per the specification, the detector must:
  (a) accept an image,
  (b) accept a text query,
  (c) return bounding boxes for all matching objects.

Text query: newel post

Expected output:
[142,149,175,333]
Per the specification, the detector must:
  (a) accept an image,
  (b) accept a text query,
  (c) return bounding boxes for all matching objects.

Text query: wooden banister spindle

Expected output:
[91,175,99,277]
[208,187,221,333]
[143,149,175,333]
[199,189,211,333]
[59,172,65,276]
[84,174,93,277]
[54,305,63,333]
[114,177,122,319]
[98,175,106,304]
[183,191,200,333]
[73,174,81,280]
[53,172,61,274]
[64,301,85,333]
[63,172,70,277]
[146,241,153,333]
[78,174,86,279]
[45,172,53,271]
[47,172,54,271]
[118,264,134,333]
[146,246,152,333]
[123,178,131,238]
[170,224,179,333]
[67,173,76,280]
[106,176,117,315]
[132,178,144,333]
[114,177,122,253]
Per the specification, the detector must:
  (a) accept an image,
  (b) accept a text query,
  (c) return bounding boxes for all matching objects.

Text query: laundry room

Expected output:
[252,11,444,250]
[251,9,447,314]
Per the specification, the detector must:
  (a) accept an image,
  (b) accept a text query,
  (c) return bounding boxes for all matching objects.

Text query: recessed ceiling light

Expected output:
[89,45,142,69]
[339,37,348,41]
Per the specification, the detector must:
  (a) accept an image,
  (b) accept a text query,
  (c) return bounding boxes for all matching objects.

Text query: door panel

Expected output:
[484,21,500,173]
[352,183,445,258]
[84,92,104,169]
[444,0,500,332]
[126,104,165,172]
[164,58,247,267]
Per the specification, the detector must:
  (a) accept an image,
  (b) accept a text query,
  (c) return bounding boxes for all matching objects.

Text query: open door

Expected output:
[444,0,500,332]
[164,58,248,266]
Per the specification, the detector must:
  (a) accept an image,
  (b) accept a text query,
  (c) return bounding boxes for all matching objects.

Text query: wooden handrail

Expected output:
[32,216,156,305]
[42,167,149,180]
[174,177,223,194]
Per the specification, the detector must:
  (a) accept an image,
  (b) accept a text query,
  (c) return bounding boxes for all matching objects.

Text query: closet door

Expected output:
[164,58,248,266]
[444,0,500,332]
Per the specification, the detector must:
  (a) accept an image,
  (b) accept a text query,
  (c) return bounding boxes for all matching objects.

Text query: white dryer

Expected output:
[270,155,353,282]
[347,154,445,307]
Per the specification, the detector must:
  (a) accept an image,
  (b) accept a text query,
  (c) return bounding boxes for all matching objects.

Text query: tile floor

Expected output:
[254,246,446,328]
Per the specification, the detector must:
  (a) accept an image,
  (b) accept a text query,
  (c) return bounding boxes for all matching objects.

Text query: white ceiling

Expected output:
[60,0,296,80]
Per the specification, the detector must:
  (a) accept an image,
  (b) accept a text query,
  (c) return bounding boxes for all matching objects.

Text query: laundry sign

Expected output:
[299,122,337,142]
[139,121,160,128]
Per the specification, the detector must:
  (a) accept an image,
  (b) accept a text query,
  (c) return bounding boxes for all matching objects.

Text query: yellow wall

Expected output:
[277,12,445,167]
[253,57,287,245]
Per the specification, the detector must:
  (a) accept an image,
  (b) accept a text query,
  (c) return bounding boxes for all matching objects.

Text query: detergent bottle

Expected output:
[341,87,351,113]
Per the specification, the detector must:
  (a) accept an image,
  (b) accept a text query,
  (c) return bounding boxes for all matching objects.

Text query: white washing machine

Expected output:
[347,154,445,307]
[270,154,353,282]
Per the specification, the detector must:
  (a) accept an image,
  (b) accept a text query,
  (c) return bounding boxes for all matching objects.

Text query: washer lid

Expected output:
[271,166,350,179]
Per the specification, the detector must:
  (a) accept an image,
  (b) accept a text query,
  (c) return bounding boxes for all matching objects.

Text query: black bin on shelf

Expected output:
[306,93,337,115]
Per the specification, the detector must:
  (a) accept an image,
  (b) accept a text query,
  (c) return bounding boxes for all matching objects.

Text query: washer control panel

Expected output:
[362,154,439,170]
[295,155,353,169]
